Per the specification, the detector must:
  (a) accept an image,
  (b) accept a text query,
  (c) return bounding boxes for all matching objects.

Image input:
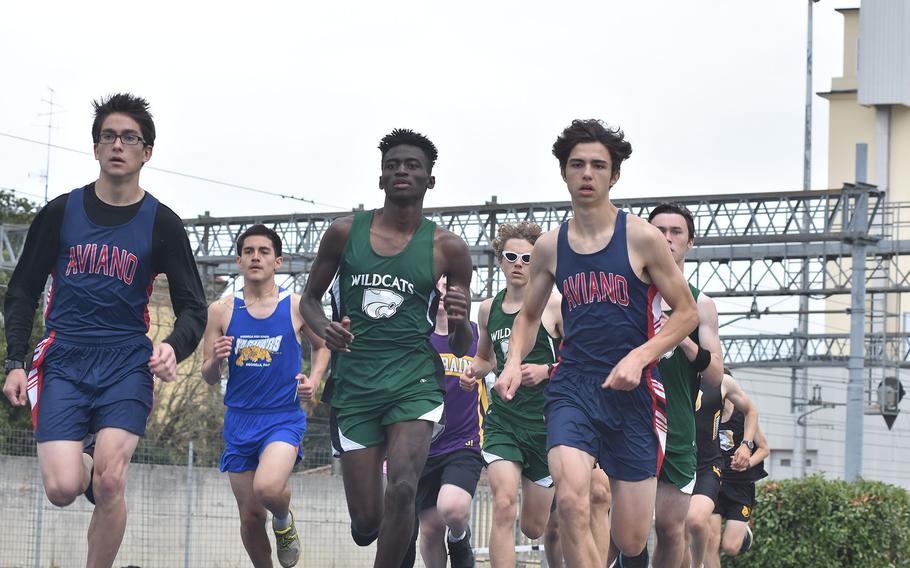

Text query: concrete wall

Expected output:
[0,455,547,568]
[0,456,379,568]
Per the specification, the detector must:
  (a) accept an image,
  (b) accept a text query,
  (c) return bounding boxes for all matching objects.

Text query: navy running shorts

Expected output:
[29,332,154,443]
[544,366,667,482]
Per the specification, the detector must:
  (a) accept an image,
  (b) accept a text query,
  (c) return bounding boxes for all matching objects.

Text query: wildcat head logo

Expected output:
[363,288,404,319]
[236,345,272,366]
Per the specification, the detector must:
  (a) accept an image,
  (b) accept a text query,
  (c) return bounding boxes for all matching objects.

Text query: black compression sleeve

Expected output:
[692,345,712,373]
[2,196,67,361]
[151,204,207,362]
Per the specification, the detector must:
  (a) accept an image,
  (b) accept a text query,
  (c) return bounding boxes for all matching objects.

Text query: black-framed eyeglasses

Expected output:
[502,251,531,264]
[97,132,146,146]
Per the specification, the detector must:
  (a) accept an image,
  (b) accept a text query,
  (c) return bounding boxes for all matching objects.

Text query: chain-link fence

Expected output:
[1,279,552,566]
[0,424,552,568]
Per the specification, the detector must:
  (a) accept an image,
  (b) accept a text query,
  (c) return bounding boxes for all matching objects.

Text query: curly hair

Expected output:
[492,221,543,257]
[552,119,632,176]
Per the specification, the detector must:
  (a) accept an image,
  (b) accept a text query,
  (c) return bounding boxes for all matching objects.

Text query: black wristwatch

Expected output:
[741,439,755,451]
[4,359,25,373]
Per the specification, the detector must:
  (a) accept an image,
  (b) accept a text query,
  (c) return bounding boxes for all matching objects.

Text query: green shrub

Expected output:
[727,475,910,567]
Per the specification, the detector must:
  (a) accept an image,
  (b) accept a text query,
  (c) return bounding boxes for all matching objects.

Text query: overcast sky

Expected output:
[0,1,858,219]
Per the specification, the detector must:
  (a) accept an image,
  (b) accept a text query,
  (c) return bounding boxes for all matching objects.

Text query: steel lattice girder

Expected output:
[686,240,910,297]
[0,184,884,266]
[0,224,27,271]
[5,185,907,300]
[198,248,910,300]
[722,333,910,369]
[184,186,887,282]
[186,185,882,262]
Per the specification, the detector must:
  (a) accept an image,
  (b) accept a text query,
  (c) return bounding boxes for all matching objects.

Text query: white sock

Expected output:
[273,512,291,530]
[447,529,466,542]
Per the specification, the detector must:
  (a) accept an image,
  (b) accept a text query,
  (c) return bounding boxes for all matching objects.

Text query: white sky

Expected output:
[0,0,858,219]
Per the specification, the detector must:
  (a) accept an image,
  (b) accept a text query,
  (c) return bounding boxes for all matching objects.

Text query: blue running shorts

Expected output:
[220,407,307,473]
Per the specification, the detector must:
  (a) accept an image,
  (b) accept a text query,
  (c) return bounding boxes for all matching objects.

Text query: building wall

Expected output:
[823,5,910,349]
[831,9,859,92]
[824,7,910,198]
[857,0,910,107]
[736,367,910,488]
[890,105,910,201]
[824,93,877,189]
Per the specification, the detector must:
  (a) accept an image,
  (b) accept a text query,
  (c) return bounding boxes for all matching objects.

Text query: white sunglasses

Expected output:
[502,251,531,264]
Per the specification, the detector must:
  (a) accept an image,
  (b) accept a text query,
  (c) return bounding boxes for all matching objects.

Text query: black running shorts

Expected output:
[692,462,723,503]
[713,480,756,522]
[416,449,484,513]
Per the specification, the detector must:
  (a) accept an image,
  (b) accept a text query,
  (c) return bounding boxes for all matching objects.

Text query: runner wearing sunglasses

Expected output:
[459,221,560,568]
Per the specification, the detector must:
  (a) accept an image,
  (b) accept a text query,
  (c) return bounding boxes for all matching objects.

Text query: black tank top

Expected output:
[719,410,768,482]
[694,378,723,469]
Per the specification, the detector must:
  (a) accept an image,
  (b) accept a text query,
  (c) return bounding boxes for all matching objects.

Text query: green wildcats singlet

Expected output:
[658,283,702,482]
[328,210,442,412]
[486,289,557,426]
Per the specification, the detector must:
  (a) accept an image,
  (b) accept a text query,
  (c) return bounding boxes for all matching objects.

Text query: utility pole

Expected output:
[38,86,61,204]
[845,185,869,481]
[794,0,818,478]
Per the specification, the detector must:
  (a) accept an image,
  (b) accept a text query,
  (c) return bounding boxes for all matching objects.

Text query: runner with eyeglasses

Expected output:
[459,221,560,568]
[2,93,207,567]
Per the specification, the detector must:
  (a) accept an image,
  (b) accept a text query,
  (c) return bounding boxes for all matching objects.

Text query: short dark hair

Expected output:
[552,119,632,176]
[92,93,156,147]
[648,202,696,242]
[236,224,282,258]
[378,128,438,171]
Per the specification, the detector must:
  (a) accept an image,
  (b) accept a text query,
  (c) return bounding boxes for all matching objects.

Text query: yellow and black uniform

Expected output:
[692,378,724,502]
[326,211,444,453]
[714,410,768,522]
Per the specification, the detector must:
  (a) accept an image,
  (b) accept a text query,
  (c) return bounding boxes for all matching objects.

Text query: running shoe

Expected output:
[274,510,301,567]
[447,525,476,568]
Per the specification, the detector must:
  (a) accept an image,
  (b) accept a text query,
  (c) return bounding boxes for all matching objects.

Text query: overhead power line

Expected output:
[0,131,342,208]
[0,186,47,201]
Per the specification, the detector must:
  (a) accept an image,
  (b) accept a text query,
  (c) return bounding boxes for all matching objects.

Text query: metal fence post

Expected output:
[185,441,194,568]
[34,459,43,568]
